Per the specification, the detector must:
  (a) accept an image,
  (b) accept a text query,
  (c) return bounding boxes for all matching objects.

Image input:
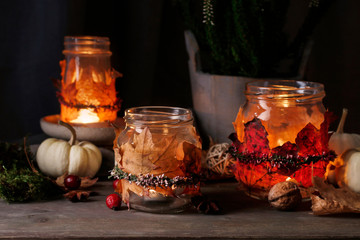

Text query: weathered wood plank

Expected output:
[1,181,360,239]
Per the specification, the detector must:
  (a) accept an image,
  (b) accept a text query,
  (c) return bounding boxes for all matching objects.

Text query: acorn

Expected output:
[268,181,302,211]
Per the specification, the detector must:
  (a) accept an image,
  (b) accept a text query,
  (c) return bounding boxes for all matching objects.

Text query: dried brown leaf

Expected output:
[312,176,360,210]
[80,177,98,188]
[149,134,184,178]
[311,176,360,215]
[55,173,67,188]
[55,174,98,189]
[311,194,358,215]
[148,126,201,178]
[120,179,149,206]
[64,190,91,202]
[177,141,202,176]
[120,127,158,175]
[175,126,202,149]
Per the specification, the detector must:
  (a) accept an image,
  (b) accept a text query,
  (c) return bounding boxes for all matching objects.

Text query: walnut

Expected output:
[268,181,302,211]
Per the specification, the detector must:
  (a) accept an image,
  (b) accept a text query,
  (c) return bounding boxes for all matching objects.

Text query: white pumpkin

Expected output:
[329,108,360,156]
[36,121,102,178]
[328,148,360,193]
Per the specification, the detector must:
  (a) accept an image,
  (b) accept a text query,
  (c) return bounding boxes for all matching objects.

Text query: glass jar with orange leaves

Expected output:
[230,80,335,199]
[111,106,202,213]
[59,36,120,124]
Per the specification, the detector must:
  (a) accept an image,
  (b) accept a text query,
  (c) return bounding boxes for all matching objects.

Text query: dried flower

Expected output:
[109,167,200,189]
[202,0,214,25]
[309,0,320,8]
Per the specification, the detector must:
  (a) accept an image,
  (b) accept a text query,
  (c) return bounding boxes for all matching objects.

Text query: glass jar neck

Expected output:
[246,80,325,104]
[124,106,194,128]
[63,36,112,56]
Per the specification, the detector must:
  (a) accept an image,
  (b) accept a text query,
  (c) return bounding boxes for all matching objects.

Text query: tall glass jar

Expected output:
[59,36,120,123]
[231,80,333,199]
[112,106,202,213]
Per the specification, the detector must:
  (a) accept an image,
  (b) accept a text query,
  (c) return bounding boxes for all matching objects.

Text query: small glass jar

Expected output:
[232,80,330,199]
[112,106,202,213]
[59,36,120,123]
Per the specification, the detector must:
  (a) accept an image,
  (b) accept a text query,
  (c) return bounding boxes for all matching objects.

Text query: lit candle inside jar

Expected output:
[231,80,332,199]
[70,109,100,124]
[58,36,120,124]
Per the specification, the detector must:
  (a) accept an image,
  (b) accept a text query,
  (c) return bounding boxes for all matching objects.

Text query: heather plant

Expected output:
[177,0,327,78]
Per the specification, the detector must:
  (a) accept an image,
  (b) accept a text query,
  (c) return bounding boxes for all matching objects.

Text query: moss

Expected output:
[0,142,62,202]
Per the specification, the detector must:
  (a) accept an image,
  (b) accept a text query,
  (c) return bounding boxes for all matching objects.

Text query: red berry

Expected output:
[112,179,120,190]
[64,175,81,190]
[106,193,122,210]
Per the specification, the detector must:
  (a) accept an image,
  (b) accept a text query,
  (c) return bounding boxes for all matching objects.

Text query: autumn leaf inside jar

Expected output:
[111,106,202,213]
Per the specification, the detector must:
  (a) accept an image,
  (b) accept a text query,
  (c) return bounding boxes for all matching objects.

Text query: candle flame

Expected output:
[70,109,100,123]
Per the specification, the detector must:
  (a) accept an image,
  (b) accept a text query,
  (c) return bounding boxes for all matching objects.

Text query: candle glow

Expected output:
[57,36,120,124]
[70,109,100,124]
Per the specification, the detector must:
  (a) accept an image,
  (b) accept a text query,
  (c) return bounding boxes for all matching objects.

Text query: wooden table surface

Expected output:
[1,181,360,240]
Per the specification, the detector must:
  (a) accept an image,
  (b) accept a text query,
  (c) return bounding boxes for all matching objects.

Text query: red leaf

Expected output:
[244,118,270,155]
[233,161,287,189]
[295,123,322,156]
[271,141,298,157]
[295,111,336,156]
[228,133,244,152]
[320,111,337,153]
[292,160,328,188]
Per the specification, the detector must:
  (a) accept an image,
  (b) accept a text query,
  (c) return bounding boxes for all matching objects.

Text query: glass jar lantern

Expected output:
[59,36,120,124]
[231,80,333,199]
[112,106,202,213]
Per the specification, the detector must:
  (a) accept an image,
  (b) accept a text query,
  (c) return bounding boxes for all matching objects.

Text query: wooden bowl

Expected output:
[40,114,125,146]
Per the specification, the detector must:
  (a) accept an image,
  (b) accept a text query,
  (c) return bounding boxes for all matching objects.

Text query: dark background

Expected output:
[0,0,359,141]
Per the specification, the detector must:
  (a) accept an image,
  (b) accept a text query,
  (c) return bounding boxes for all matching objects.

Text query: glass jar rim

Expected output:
[64,36,110,45]
[63,36,111,55]
[246,80,325,100]
[124,106,193,127]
